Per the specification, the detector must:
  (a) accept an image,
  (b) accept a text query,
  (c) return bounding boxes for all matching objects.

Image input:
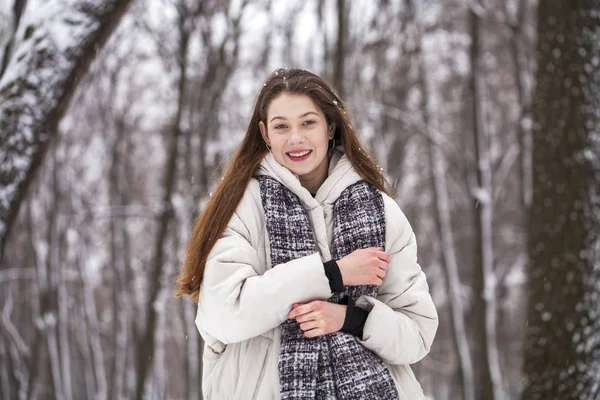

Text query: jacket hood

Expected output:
[254,147,363,210]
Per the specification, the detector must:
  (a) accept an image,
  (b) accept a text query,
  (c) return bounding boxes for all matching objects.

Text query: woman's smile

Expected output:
[287,149,312,161]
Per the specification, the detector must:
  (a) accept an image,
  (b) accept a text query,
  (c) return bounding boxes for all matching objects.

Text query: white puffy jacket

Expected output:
[195,150,439,399]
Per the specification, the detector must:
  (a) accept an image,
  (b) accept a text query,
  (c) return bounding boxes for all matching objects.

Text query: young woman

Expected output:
[176,68,438,400]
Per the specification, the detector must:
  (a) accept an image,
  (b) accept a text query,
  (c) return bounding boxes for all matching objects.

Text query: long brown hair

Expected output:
[175,68,393,302]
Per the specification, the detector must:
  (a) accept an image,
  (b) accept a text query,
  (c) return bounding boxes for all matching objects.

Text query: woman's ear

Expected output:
[259,121,270,146]
[328,123,336,139]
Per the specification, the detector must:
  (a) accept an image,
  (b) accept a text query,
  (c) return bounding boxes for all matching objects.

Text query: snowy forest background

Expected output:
[1,0,599,399]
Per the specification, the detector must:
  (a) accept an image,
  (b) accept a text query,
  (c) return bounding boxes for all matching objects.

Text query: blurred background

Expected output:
[1,0,598,399]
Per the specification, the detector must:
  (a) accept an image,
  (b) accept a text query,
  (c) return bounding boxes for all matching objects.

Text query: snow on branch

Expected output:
[0,0,133,259]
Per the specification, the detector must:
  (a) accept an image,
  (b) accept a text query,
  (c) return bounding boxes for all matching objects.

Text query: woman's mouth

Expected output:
[286,150,312,162]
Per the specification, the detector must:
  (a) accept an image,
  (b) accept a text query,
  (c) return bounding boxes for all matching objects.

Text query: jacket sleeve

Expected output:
[195,180,332,345]
[356,194,439,365]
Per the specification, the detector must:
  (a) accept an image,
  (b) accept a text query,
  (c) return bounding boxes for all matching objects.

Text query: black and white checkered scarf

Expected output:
[257,175,399,400]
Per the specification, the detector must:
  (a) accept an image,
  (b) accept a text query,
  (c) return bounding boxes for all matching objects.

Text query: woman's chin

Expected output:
[278,156,314,175]
[287,165,315,177]
[275,152,327,179]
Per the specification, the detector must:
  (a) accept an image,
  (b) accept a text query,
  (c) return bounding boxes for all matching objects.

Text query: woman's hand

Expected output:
[287,301,346,338]
[337,247,390,286]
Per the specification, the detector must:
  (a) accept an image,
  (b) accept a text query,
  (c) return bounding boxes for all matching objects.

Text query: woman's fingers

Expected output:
[294,311,326,335]
[295,311,318,324]
[292,302,347,337]
[299,320,321,332]
[376,250,391,263]
[378,259,389,270]
[304,328,324,338]
[288,301,320,319]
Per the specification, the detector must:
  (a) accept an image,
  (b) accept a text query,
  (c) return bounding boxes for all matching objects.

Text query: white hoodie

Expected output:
[195,150,439,399]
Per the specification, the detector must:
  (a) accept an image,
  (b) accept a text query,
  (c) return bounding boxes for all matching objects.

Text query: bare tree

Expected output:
[410,2,475,398]
[24,200,42,400]
[0,0,27,77]
[133,2,192,398]
[523,2,600,399]
[333,0,347,97]
[43,147,67,399]
[75,246,107,400]
[504,0,534,214]
[466,3,503,399]
[1,292,30,400]
[0,0,133,260]
[0,338,9,399]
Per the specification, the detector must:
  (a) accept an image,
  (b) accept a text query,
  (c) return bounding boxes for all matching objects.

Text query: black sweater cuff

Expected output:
[340,297,370,338]
[323,260,344,293]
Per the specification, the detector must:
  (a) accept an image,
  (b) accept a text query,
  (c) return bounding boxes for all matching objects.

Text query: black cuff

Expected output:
[323,260,344,294]
[340,297,370,338]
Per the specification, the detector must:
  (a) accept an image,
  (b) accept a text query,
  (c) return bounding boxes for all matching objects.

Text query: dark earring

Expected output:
[265,142,271,151]
[328,138,336,151]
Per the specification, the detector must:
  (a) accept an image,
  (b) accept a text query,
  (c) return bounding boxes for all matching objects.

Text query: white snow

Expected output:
[0,1,13,51]
[541,311,552,322]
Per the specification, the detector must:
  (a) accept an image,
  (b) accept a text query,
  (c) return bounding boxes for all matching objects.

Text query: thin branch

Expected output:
[367,102,469,160]
[366,101,472,196]
[492,142,520,203]
[1,295,30,358]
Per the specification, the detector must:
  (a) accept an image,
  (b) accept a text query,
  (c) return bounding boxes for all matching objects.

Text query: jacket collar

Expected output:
[255,147,363,210]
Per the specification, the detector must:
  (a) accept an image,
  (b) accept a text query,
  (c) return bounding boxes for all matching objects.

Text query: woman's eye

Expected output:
[303,120,316,126]
[274,124,287,130]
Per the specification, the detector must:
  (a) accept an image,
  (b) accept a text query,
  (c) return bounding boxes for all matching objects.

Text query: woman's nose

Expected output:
[288,129,305,145]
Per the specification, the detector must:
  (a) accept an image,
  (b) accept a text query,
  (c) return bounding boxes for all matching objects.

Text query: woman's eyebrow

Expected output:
[270,111,319,123]
[299,111,319,118]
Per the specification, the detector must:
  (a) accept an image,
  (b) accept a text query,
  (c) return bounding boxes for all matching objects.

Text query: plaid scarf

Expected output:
[257,175,399,400]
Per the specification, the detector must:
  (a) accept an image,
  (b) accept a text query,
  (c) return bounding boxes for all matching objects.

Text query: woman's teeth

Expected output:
[288,150,311,157]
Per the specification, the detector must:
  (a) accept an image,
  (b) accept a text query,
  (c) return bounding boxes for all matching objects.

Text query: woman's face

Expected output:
[259,93,334,182]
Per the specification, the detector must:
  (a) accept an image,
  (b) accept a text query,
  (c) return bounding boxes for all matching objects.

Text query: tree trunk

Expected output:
[0,0,133,259]
[522,2,600,398]
[133,3,189,398]
[180,302,201,400]
[54,154,72,400]
[107,113,130,400]
[25,200,42,400]
[467,5,503,399]
[43,147,65,400]
[75,251,107,400]
[506,0,533,215]
[408,1,475,398]
[333,0,346,97]
[0,340,10,400]
[0,0,27,78]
